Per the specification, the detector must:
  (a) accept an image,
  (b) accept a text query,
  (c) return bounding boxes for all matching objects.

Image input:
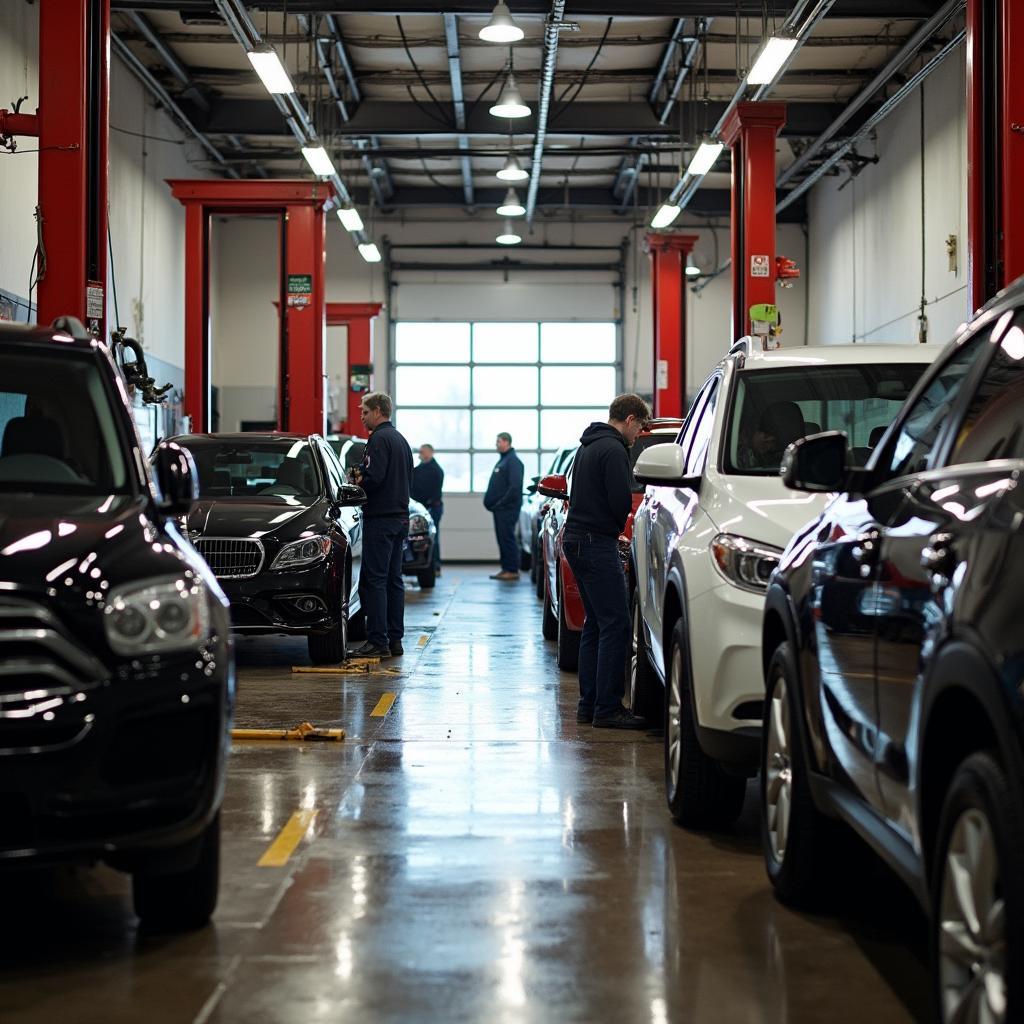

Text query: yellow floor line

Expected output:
[370,692,396,717]
[257,809,317,868]
[417,634,429,647]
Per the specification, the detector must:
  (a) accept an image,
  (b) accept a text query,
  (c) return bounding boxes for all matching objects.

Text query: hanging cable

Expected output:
[552,17,613,118]
[918,84,928,343]
[396,16,451,124]
[465,62,508,120]
[107,219,121,331]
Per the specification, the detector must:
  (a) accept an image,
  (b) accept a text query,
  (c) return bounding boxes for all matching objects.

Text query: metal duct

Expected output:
[524,0,566,224]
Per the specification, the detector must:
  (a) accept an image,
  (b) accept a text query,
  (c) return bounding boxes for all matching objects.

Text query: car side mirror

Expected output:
[336,483,367,507]
[781,431,850,492]
[633,444,701,491]
[153,442,198,516]
[537,473,569,501]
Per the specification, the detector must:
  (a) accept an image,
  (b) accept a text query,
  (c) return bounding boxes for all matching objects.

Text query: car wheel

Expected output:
[760,641,839,907]
[133,812,219,931]
[556,579,580,671]
[308,597,349,664]
[542,574,558,641]
[665,619,745,828]
[520,547,532,572]
[529,535,538,585]
[628,588,661,723]
[417,570,436,589]
[933,751,1022,1023]
[347,605,366,641]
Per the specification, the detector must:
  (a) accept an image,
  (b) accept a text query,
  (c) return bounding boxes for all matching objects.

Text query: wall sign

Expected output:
[750,255,770,278]
[287,273,313,308]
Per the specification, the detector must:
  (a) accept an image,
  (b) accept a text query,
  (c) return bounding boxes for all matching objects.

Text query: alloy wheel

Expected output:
[939,807,1007,1023]
[667,646,683,796]
[764,675,793,865]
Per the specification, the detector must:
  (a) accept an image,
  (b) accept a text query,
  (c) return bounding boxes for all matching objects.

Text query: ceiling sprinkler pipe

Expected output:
[525,0,567,225]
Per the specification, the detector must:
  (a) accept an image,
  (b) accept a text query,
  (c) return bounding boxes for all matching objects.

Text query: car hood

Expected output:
[702,472,829,551]
[188,498,316,539]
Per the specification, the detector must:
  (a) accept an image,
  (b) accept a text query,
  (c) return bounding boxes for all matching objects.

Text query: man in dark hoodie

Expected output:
[483,431,524,580]
[563,393,650,729]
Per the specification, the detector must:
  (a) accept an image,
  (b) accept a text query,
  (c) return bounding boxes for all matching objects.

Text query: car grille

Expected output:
[194,537,264,578]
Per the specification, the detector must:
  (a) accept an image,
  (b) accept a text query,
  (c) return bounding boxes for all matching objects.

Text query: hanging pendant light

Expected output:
[685,252,701,277]
[497,151,528,182]
[496,187,525,217]
[496,220,522,245]
[479,2,524,44]
[489,73,531,119]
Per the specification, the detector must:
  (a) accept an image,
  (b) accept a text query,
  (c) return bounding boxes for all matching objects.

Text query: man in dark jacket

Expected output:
[483,432,524,581]
[351,391,412,657]
[563,394,650,728]
[412,443,444,575]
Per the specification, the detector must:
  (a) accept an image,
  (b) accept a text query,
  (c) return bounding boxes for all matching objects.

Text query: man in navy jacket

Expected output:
[411,443,444,575]
[483,432,524,580]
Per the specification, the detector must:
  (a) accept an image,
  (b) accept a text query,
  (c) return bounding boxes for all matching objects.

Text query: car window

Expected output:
[185,440,321,499]
[887,335,988,478]
[724,362,926,476]
[677,375,716,460]
[318,440,345,493]
[948,314,1024,466]
[628,432,676,493]
[684,378,720,477]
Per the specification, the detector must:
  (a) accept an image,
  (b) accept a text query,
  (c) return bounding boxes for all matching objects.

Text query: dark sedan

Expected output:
[169,433,366,663]
[760,280,1024,1021]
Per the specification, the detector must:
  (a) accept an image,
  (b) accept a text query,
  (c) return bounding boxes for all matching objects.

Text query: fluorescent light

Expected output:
[247,45,294,95]
[650,203,680,229]
[479,2,524,43]
[496,187,525,217]
[686,139,724,177]
[747,36,798,86]
[496,220,522,245]
[358,242,382,263]
[337,206,364,232]
[301,144,335,177]
[489,74,531,119]
[497,152,528,182]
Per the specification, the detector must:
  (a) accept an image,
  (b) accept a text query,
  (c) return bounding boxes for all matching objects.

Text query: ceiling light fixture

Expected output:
[490,73,531,119]
[337,205,364,232]
[495,220,522,245]
[747,35,799,86]
[497,151,529,182]
[496,187,526,217]
[247,44,295,94]
[479,2,524,44]
[686,138,725,177]
[650,203,681,229]
[301,143,336,178]
[358,242,382,264]
[685,253,701,277]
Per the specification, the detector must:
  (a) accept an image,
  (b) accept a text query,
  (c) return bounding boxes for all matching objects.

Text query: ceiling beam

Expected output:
[443,14,474,207]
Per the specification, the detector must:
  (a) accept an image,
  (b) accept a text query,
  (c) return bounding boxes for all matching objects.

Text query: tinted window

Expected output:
[317,441,345,494]
[685,379,720,477]
[726,363,927,476]
[184,440,321,499]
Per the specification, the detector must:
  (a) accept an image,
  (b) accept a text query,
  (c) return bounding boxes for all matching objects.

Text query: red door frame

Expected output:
[325,302,383,435]
[168,179,329,435]
[646,233,697,418]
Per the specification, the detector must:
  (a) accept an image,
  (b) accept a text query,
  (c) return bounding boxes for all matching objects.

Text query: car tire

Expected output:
[133,812,220,931]
[542,575,558,641]
[665,619,745,829]
[417,570,436,589]
[535,543,545,600]
[628,588,661,723]
[308,598,349,664]
[760,641,840,907]
[347,605,366,641]
[520,547,532,572]
[556,578,580,671]
[932,750,1023,1023]
[529,535,538,585]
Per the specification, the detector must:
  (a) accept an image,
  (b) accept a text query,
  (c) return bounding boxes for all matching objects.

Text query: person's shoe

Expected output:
[592,708,647,730]
[576,707,594,724]
[435,567,441,577]
[350,642,391,659]
[489,570,520,581]
[389,642,404,656]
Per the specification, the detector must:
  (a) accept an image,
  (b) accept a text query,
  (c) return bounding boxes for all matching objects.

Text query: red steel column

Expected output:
[181,201,209,431]
[646,233,697,418]
[721,102,786,341]
[37,0,109,336]
[326,303,383,435]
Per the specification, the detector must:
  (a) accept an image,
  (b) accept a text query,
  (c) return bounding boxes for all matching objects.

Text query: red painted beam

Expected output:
[0,109,40,138]
[646,233,697,418]
[1002,0,1024,290]
[326,302,383,436]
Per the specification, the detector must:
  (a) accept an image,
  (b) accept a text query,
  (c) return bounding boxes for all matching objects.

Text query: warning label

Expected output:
[750,255,771,278]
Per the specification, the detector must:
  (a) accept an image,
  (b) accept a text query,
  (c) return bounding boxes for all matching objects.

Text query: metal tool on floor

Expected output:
[291,656,381,674]
[231,721,345,742]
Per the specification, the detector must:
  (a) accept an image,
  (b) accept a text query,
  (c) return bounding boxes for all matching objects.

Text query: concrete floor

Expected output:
[0,566,930,1023]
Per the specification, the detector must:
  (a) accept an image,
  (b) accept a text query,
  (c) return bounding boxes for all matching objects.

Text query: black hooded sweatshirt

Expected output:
[564,422,632,538]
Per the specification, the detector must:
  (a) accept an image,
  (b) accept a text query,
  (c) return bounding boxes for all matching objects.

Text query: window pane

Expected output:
[472,409,538,450]
[395,322,470,363]
[541,365,615,406]
[396,366,469,407]
[432,451,471,493]
[541,408,604,449]
[541,322,616,363]
[473,366,537,407]
[473,323,539,363]
[394,409,470,451]
[473,451,538,493]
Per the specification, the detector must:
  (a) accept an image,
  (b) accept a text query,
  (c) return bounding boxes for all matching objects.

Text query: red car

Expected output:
[537,419,683,670]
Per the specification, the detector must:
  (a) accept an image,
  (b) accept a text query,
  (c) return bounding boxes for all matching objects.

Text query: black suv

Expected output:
[761,280,1024,1020]
[170,433,366,662]
[0,318,233,930]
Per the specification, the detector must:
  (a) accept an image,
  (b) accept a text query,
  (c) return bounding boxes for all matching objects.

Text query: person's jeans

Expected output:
[562,530,629,720]
[492,507,520,573]
[360,515,407,647]
[428,504,443,570]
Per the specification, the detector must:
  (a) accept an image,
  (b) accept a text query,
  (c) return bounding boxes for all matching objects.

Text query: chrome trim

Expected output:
[193,536,266,579]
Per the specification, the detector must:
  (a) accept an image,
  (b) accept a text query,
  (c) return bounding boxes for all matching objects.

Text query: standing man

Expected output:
[483,431,524,581]
[562,394,650,728]
[412,443,444,576]
[351,392,412,658]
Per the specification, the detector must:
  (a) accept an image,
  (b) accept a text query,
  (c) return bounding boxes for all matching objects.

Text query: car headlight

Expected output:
[709,534,782,593]
[104,576,210,655]
[409,514,430,534]
[270,535,332,571]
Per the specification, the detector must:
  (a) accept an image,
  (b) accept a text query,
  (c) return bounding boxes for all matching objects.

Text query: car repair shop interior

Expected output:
[0,0,1020,1022]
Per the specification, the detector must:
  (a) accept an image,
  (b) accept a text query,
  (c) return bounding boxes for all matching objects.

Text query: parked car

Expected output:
[0,317,233,930]
[168,433,366,663]
[520,446,577,580]
[327,435,437,589]
[537,419,683,670]
[630,339,938,828]
[760,288,1024,1019]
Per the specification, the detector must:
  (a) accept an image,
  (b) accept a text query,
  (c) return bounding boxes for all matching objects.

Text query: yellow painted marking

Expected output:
[258,809,316,867]
[371,692,397,717]
[417,634,429,647]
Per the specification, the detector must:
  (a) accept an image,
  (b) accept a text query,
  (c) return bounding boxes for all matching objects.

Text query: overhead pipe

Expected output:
[524,0,566,225]
[124,11,209,111]
[443,14,475,207]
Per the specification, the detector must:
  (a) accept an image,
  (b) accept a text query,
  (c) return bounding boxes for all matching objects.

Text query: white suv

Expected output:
[630,339,939,828]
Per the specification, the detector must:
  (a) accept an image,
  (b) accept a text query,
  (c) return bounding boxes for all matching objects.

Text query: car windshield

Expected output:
[629,432,677,492]
[725,363,928,475]
[0,349,133,495]
[184,439,321,499]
